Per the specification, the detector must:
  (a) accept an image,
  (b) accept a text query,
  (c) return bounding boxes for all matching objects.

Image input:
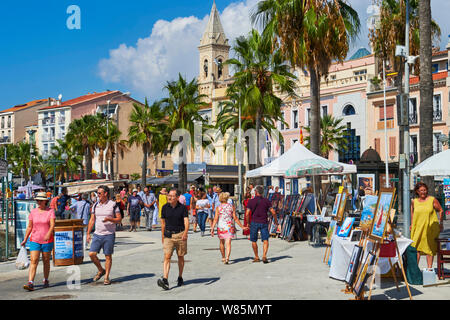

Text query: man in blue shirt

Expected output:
[57,188,71,220]
[183,190,193,212]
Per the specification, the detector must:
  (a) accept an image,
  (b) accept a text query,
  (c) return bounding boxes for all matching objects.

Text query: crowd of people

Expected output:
[20,183,282,291]
[18,180,446,292]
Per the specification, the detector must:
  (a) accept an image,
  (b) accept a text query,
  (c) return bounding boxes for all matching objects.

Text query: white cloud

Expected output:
[98,0,450,100]
[98,0,259,101]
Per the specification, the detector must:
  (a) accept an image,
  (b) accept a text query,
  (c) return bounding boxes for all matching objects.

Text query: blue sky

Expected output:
[1,0,449,111]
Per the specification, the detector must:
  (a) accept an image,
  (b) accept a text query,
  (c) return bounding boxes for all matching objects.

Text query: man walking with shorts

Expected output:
[87,185,122,285]
[245,185,278,264]
[158,189,189,290]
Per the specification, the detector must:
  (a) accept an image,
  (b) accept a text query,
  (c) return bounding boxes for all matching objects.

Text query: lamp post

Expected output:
[27,129,37,186]
[43,149,68,197]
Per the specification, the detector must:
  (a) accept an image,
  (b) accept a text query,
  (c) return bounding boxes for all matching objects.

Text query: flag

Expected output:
[300,126,304,144]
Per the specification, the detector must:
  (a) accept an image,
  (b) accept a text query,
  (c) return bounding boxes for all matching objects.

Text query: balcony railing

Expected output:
[43,118,55,126]
[0,137,11,144]
[433,109,442,122]
[409,113,418,125]
[58,117,66,124]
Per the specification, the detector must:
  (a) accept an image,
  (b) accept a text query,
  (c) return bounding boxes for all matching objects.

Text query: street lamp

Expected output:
[27,129,37,186]
[43,149,68,196]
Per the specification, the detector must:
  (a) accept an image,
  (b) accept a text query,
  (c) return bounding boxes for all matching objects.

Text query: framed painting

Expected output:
[359,195,378,232]
[325,219,339,245]
[353,251,376,297]
[369,188,396,241]
[331,192,342,217]
[349,229,363,242]
[338,217,355,237]
[357,174,375,195]
[336,191,348,223]
[345,245,363,286]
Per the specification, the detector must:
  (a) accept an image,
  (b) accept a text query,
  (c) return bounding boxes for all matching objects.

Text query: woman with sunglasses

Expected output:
[21,192,56,291]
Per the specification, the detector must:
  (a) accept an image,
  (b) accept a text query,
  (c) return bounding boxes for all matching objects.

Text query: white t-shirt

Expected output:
[196,199,210,212]
[93,200,120,236]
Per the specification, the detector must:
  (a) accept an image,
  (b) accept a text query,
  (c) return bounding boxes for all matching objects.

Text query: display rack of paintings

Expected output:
[359,195,378,232]
[336,191,348,223]
[342,188,412,300]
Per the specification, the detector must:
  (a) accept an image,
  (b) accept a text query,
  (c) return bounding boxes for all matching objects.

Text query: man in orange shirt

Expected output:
[50,194,60,211]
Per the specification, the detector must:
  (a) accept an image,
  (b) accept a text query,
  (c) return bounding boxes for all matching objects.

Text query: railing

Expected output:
[433,109,442,122]
[58,117,66,124]
[409,113,418,125]
[43,118,55,126]
[0,137,11,144]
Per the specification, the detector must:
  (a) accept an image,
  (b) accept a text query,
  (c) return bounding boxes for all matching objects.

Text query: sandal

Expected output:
[262,258,269,264]
[252,258,260,263]
[104,279,111,285]
[93,270,106,282]
[225,259,229,264]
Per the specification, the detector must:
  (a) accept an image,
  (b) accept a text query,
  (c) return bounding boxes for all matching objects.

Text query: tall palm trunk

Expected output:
[253,107,264,186]
[178,136,187,192]
[142,143,148,187]
[85,147,92,179]
[419,0,434,194]
[110,158,114,181]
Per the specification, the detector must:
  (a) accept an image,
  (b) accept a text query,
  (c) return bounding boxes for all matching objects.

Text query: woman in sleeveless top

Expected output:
[211,192,248,264]
[411,182,444,269]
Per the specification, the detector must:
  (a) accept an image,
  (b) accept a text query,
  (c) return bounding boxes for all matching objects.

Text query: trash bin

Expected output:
[53,219,85,266]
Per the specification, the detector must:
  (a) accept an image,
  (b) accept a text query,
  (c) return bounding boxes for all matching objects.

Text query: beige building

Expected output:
[36,91,172,181]
[0,99,49,145]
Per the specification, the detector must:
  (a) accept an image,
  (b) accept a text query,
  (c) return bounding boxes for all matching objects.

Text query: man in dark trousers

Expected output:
[245,185,278,264]
[158,189,189,290]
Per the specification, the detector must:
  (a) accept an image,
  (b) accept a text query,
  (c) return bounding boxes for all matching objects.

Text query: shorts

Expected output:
[29,241,54,253]
[208,210,215,219]
[129,207,141,222]
[90,233,115,256]
[250,222,270,242]
[163,232,187,257]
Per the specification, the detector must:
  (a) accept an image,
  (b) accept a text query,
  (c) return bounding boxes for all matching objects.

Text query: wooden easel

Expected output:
[366,217,412,300]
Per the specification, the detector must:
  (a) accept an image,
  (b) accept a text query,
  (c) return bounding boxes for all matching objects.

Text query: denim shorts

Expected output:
[29,241,54,253]
[90,233,115,256]
[250,222,270,242]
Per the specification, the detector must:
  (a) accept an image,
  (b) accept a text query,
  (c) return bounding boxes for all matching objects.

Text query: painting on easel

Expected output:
[338,217,355,237]
[369,188,396,241]
[345,245,363,286]
[359,195,378,231]
[336,192,347,223]
[331,193,342,217]
[353,251,376,297]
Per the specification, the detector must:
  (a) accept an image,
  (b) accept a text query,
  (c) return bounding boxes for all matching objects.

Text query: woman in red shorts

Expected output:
[21,192,56,291]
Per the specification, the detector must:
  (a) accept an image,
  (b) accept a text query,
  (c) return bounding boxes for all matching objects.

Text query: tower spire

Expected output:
[200,1,228,46]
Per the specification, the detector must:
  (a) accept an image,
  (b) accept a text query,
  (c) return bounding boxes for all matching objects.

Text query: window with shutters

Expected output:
[389,137,396,158]
[379,104,394,121]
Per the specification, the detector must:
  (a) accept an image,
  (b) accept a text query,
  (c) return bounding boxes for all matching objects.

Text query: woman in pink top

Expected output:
[21,192,56,291]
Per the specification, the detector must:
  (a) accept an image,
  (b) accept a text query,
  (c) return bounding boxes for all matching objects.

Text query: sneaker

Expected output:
[177,276,184,286]
[23,282,34,291]
[43,279,49,288]
[201,231,204,237]
[157,278,169,290]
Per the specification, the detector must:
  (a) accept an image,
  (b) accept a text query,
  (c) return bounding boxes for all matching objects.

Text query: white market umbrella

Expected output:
[411,149,450,177]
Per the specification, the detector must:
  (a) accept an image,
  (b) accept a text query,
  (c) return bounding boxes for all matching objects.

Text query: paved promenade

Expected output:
[0,219,449,301]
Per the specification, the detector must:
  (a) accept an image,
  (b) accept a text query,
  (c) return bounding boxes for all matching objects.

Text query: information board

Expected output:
[54,231,73,260]
[444,178,450,216]
[14,200,38,250]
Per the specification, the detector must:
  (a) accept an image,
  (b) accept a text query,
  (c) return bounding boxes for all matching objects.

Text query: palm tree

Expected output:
[104,120,129,181]
[222,29,296,172]
[51,139,83,182]
[252,0,360,157]
[162,74,210,191]
[128,99,168,187]
[304,114,348,158]
[66,115,102,180]
[10,142,34,182]
[33,154,52,189]
[418,0,435,194]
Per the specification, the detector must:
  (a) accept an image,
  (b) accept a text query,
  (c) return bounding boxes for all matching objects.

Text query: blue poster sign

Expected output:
[15,200,38,250]
[74,230,83,258]
[55,231,73,260]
